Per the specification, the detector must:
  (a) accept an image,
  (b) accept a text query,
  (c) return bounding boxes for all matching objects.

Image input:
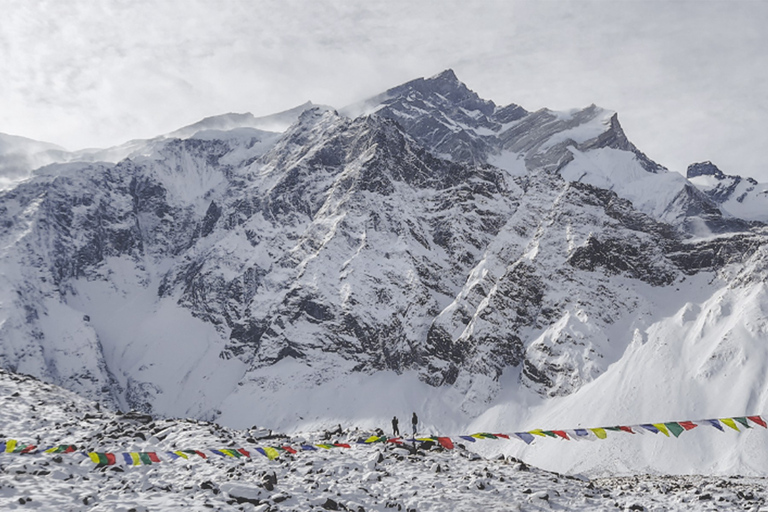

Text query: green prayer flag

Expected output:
[664,422,684,438]
[734,417,751,429]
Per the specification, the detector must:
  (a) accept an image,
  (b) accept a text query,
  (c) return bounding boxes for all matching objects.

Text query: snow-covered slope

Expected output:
[1,70,767,477]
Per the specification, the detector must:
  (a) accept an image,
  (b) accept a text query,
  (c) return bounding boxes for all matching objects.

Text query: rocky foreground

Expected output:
[2,370,767,511]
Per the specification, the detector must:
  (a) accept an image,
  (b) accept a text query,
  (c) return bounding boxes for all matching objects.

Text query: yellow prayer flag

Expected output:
[130,452,141,466]
[5,440,17,453]
[174,451,189,459]
[652,424,670,436]
[88,453,101,464]
[721,418,740,431]
[528,430,548,437]
[590,428,607,439]
[263,447,280,460]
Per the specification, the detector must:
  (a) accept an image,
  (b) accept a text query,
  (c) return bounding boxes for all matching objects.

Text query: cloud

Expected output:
[1,0,766,180]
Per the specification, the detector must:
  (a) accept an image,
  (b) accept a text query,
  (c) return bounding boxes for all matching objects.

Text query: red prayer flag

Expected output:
[105,453,116,465]
[237,448,251,457]
[748,416,768,428]
[679,421,698,431]
[552,430,570,440]
[334,443,351,449]
[281,446,297,454]
[495,434,510,439]
[619,426,634,434]
[20,445,36,454]
[436,437,454,450]
[194,450,207,459]
[148,452,161,463]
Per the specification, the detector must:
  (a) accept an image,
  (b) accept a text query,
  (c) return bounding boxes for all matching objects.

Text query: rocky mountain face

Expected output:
[1,70,767,432]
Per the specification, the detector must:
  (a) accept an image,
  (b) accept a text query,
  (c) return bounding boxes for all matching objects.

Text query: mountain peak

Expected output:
[687,161,726,180]
[429,69,459,83]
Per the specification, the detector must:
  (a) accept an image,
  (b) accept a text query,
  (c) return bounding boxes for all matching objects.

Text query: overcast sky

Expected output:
[1,0,766,180]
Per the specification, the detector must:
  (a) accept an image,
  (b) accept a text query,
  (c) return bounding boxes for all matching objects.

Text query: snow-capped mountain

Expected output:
[344,69,739,234]
[1,70,767,476]
[0,103,329,191]
[687,160,768,223]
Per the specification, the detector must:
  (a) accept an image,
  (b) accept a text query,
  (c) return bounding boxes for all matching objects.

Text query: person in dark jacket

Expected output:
[411,412,418,436]
[392,416,400,437]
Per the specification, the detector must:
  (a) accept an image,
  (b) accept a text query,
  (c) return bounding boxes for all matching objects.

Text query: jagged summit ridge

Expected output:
[343,71,735,233]
[687,160,727,180]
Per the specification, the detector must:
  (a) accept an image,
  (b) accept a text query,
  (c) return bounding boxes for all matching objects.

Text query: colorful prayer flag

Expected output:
[704,419,724,431]
[514,432,535,444]
[590,428,607,439]
[664,422,684,438]
[734,417,751,429]
[263,447,280,460]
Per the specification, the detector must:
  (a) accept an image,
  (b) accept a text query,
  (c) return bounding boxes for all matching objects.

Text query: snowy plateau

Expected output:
[2,69,768,510]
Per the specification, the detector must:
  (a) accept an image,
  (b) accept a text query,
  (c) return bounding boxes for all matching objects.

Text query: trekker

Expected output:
[392,416,400,437]
[411,412,418,436]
